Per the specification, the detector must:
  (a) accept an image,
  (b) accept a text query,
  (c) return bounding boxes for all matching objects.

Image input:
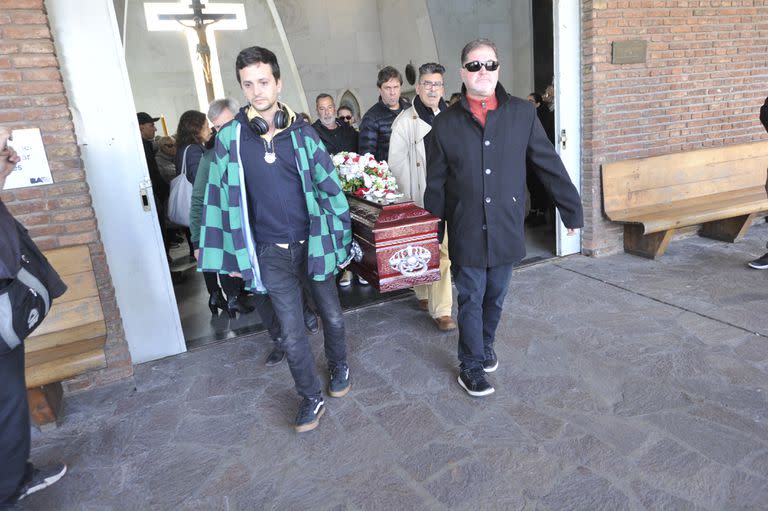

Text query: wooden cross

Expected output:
[144,0,246,109]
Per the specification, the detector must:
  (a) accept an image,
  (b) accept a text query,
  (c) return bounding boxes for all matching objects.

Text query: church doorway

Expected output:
[110,0,580,350]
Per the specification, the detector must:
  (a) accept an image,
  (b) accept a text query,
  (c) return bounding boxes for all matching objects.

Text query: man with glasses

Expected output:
[389,62,457,332]
[312,94,358,155]
[424,39,584,397]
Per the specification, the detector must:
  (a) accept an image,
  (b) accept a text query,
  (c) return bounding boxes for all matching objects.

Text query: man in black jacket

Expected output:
[312,94,358,155]
[0,128,68,510]
[358,66,410,162]
[748,96,768,269]
[425,39,584,397]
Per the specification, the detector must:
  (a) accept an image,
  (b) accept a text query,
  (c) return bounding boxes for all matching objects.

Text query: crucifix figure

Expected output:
[145,0,246,110]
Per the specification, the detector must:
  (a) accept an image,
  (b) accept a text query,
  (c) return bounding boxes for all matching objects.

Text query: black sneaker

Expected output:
[748,252,768,269]
[17,463,67,501]
[328,362,350,397]
[264,346,285,367]
[483,347,498,373]
[295,397,325,433]
[303,307,319,334]
[458,367,494,397]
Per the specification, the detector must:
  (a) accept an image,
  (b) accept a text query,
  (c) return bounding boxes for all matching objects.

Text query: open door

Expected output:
[553,0,582,256]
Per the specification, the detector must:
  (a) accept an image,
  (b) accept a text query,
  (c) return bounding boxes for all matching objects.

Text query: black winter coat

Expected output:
[312,119,358,155]
[761,96,768,132]
[425,83,584,268]
[358,97,410,162]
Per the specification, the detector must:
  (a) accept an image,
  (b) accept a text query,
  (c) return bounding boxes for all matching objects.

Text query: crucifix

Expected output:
[144,0,246,111]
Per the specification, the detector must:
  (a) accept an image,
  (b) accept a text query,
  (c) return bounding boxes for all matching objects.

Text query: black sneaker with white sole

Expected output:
[748,252,768,269]
[328,362,351,397]
[295,397,325,433]
[17,463,67,501]
[483,347,498,373]
[458,367,495,397]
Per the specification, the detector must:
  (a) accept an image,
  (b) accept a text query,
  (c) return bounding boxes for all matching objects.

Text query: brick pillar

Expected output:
[0,0,133,391]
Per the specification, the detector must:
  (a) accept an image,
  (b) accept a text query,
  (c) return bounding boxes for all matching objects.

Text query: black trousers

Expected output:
[0,346,31,506]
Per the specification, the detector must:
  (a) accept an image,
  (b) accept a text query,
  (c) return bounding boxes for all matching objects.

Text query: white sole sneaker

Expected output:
[18,464,67,500]
[483,360,499,373]
[457,375,495,397]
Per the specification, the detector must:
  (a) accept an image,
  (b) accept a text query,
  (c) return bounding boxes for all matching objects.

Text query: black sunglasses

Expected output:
[463,60,499,72]
[339,115,352,120]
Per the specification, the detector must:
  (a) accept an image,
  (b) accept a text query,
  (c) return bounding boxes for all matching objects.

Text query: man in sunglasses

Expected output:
[388,62,457,332]
[424,38,584,397]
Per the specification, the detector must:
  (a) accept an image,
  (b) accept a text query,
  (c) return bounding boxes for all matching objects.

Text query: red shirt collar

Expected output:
[466,94,498,127]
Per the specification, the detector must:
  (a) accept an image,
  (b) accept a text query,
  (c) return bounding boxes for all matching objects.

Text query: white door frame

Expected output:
[553,0,582,256]
[46,0,186,363]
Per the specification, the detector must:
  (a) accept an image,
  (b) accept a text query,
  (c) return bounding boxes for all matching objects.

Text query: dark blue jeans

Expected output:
[0,346,32,506]
[256,241,346,399]
[452,264,514,370]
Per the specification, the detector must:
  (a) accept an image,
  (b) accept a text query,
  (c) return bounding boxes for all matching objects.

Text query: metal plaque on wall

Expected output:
[612,40,647,65]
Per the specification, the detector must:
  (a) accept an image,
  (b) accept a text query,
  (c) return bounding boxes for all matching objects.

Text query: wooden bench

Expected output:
[24,245,107,428]
[602,141,768,258]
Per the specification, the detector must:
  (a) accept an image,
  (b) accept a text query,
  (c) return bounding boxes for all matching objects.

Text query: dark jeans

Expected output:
[452,264,514,370]
[257,241,346,399]
[0,346,32,506]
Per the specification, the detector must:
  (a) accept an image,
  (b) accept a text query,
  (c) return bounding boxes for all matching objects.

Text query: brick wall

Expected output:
[581,0,768,255]
[0,0,133,391]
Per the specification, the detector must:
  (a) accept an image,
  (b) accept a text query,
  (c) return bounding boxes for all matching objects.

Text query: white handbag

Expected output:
[167,146,193,226]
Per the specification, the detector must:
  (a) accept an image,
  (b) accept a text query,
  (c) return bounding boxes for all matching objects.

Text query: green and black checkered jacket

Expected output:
[197,116,352,292]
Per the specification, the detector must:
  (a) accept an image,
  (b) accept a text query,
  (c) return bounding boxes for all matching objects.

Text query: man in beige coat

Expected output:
[389,63,456,331]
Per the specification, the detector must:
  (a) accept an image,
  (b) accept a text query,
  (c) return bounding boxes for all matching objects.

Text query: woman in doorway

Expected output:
[175,111,241,316]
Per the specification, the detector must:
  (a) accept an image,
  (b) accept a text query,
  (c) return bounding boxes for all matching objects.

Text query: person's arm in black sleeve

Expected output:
[424,123,448,241]
[760,97,768,133]
[526,109,584,230]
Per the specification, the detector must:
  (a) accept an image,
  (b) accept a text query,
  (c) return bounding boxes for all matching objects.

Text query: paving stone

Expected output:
[399,442,474,482]
[630,479,706,511]
[722,470,768,510]
[637,438,711,479]
[371,401,445,453]
[646,412,761,466]
[505,402,564,440]
[546,434,631,479]
[614,377,693,416]
[538,467,630,511]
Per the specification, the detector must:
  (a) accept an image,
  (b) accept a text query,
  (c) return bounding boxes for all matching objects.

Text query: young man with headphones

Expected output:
[197,47,353,433]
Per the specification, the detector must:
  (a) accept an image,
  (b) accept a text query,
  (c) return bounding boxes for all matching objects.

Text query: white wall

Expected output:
[121,0,535,128]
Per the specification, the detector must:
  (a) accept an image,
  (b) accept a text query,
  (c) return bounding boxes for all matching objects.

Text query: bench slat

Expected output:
[25,321,107,353]
[602,141,768,215]
[28,296,104,338]
[43,245,93,276]
[24,337,107,388]
[57,270,99,304]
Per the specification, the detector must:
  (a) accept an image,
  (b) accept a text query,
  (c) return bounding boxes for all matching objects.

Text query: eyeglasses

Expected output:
[420,80,444,89]
[463,60,499,72]
[162,144,175,148]
[339,115,352,121]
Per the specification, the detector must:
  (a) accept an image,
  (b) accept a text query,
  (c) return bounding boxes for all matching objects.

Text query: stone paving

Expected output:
[24,225,768,510]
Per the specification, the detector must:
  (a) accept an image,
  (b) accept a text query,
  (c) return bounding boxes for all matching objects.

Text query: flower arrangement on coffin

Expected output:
[332,151,403,201]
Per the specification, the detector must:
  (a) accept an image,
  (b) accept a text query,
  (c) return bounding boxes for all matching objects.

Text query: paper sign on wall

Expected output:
[2,128,54,190]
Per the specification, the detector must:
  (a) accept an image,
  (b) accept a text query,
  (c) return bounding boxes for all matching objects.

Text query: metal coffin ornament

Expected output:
[346,195,440,292]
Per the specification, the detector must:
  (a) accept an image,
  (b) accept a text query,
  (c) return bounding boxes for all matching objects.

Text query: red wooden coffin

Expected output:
[346,195,440,292]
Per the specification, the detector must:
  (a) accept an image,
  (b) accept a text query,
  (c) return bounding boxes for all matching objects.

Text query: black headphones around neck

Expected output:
[247,104,288,135]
